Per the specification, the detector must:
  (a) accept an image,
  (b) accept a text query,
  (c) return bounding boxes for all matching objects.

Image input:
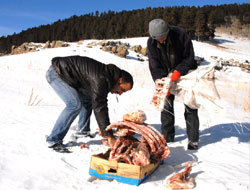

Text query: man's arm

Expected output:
[91,80,113,137]
[147,38,168,81]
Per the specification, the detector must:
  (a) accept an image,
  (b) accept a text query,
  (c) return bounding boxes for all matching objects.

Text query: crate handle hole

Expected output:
[108,168,117,173]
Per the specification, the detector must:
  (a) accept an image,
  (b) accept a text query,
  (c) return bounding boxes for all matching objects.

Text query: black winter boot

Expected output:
[188,141,199,150]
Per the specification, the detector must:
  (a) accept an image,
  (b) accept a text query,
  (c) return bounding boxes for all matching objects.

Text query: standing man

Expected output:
[46,56,133,152]
[147,19,199,150]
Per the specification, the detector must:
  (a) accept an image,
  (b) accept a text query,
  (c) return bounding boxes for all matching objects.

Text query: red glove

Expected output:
[171,70,181,82]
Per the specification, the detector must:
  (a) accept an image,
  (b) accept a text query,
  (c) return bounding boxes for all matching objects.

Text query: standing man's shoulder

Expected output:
[147,37,158,51]
[169,26,187,38]
[147,36,153,45]
[170,25,192,43]
[170,25,186,34]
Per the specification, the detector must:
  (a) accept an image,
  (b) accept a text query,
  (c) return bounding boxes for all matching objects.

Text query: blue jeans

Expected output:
[46,66,92,144]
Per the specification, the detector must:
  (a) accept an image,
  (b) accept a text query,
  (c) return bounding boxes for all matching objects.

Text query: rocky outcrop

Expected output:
[130,45,147,56]
[11,42,42,55]
[87,40,147,60]
[50,40,69,48]
[11,41,69,55]
[212,56,250,72]
[140,47,147,56]
[97,41,129,58]
[130,45,142,53]
[44,41,51,48]
[115,45,129,58]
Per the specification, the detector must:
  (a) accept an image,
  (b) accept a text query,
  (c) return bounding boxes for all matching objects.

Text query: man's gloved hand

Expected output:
[170,70,181,82]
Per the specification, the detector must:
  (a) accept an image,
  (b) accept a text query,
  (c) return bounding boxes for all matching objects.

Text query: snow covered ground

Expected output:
[0,32,249,190]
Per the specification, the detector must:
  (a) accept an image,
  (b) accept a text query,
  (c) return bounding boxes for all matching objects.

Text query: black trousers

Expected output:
[161,94,199,142]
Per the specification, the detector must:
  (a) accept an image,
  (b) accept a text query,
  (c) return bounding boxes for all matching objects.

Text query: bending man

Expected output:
[46,56,133,151]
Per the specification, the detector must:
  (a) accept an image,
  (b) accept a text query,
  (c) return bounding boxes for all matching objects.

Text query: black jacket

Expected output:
[52,56,121,136]
[147,25,197,81]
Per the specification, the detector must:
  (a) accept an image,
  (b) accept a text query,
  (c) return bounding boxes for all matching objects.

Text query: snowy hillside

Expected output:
[0,33,249,190]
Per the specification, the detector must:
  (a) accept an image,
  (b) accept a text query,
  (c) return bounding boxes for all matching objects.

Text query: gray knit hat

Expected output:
[149,19,169,40]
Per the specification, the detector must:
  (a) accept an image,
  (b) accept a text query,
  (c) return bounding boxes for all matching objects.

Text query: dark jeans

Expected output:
[161,94,199,142]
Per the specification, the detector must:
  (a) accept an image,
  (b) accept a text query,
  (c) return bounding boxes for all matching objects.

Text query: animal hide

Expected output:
[151,65,222,111]
[172,65,222,110]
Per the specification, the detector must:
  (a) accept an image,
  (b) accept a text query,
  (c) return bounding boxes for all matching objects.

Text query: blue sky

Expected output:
[0,0,249,37]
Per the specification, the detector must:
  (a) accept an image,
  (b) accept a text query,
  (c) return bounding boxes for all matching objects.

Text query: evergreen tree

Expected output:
[168,7,179,25]
[207,10,217,38]
[179,7,197,38]
[195,9,210,41]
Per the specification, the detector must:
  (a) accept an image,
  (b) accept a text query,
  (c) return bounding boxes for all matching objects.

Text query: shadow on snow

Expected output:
[199,122,250,146]
[150,122,250,148]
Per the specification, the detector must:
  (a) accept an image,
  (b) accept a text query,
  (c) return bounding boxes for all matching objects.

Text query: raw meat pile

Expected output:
[166,164,195,189]
[103,110,170,166]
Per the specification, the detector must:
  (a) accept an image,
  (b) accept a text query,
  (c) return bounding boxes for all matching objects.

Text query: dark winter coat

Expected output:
[147,25,197,81]
[51,56,121,136]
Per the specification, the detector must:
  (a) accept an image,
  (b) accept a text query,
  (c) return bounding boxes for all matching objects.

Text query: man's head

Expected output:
[149,18,169,43]
[111,70,133,95]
